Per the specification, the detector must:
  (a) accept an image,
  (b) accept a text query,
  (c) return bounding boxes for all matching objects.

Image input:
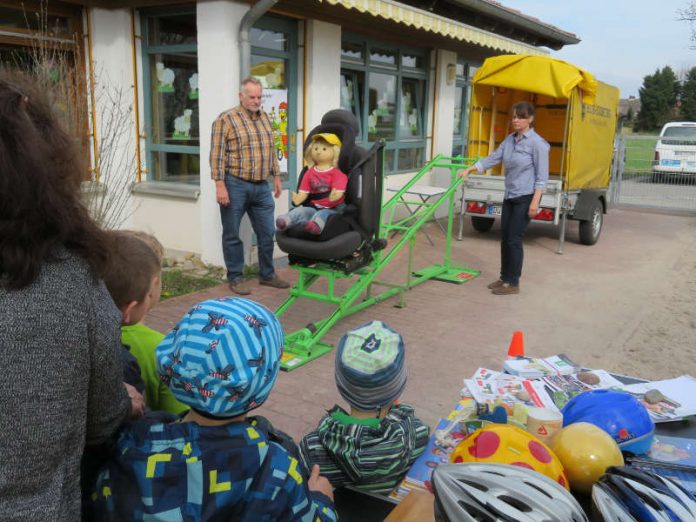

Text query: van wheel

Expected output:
[471,216,494,232]
[578,200,603,245]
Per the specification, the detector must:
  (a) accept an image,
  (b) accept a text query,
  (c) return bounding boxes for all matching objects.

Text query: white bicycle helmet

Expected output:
[431,463,588,522]
[592,466,696,522]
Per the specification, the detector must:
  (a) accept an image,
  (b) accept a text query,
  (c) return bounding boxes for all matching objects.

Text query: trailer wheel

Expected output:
[578,200,603,245]
[471,216,494,233]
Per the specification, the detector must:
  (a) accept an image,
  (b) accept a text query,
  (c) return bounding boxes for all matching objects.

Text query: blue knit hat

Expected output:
[156,297,284,418]
[335,320,407,411]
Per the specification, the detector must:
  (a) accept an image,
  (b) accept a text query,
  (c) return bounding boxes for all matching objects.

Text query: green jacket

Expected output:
[121,323,188,415]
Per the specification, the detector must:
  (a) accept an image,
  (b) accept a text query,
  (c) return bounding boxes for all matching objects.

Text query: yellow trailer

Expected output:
[462,54,620,251]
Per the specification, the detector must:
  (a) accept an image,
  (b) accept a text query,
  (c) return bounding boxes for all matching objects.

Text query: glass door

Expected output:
[251,16,298,187]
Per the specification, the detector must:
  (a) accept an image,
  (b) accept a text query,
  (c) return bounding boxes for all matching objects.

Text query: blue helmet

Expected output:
[561,389,654,455]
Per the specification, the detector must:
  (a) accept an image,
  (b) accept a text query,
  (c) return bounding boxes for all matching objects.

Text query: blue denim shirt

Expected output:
[474,128,550,199]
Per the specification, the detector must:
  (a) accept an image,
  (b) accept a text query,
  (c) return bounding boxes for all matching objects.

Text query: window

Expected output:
[0,2,87,175]
[340,35,428,173]
[250,16,298,185]
[141,8,199,183]
[452,60,476,158]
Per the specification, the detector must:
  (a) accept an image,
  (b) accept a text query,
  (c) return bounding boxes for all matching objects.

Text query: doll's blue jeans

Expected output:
[278,204,346,232]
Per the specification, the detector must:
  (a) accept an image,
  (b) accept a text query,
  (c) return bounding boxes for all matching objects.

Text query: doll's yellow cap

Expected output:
[311,133,341,146]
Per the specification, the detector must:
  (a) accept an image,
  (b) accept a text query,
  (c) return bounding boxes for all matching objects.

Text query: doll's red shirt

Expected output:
[299,166,348,208]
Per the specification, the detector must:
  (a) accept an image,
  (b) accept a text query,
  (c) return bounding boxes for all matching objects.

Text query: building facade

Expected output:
[0,0,577,266]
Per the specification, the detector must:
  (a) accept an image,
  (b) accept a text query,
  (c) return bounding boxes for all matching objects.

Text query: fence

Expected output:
[611,135,696,212]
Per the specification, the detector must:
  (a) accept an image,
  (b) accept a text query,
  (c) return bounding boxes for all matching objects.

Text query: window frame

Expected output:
[140,5,199,184]
[341,33,429,174]
[452,60,472,158]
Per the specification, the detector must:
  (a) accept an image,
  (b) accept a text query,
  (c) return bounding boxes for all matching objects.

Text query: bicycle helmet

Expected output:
[592,466,696,522]
[562,389,655,455]
[450,423,568,489]
[550,422,624,494]
[432,463,588,522]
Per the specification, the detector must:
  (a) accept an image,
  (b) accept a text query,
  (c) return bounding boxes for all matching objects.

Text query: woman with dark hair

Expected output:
[461,101,550,295]
[0,71,133,520]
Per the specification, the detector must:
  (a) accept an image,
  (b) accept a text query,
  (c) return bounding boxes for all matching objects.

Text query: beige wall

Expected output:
[132,196,202,253]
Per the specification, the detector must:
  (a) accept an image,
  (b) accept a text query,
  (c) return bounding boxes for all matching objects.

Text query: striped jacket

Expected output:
[299,404,429,494]
[210,105,280,182]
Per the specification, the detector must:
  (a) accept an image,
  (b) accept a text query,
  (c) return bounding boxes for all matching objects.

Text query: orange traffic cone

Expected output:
[507,331,525,358]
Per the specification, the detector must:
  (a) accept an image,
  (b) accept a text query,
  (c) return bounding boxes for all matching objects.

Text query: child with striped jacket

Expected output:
[299,321,429,494]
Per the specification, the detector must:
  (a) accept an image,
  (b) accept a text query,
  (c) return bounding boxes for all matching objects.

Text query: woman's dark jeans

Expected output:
[500,194,533,286]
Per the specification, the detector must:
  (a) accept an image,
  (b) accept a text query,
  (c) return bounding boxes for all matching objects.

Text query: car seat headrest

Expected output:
[321,109,359,135]
[304,113,358,175]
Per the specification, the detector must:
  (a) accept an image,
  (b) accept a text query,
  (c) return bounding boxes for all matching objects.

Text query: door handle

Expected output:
[290,133,296,153]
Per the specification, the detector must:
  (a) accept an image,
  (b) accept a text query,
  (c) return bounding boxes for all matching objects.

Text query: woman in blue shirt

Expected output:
[461,101,549,295]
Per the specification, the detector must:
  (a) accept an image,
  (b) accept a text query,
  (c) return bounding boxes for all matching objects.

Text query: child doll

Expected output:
[275,133,348,235]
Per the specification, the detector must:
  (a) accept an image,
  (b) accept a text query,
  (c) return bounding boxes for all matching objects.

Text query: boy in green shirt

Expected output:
[102,231,187,415]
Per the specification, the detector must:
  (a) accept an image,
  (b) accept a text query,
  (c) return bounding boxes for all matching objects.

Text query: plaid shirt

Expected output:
[210,105,280,182]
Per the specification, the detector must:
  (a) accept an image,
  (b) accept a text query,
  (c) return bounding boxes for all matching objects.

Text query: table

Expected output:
[332,372,696,520]
[387,184,448,246]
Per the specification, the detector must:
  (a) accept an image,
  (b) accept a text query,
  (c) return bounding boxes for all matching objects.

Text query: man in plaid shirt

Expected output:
[210,77,290,295]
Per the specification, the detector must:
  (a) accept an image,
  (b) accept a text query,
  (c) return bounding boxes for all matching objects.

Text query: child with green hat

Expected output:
[299,320,429,493]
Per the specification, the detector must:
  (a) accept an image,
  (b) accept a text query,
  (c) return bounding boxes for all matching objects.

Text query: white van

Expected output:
[653,122,696,181]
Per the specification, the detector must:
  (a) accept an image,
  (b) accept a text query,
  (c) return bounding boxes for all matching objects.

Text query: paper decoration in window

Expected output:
[156,62,175,93]
[188,73,198,100]
[172,109,193,139]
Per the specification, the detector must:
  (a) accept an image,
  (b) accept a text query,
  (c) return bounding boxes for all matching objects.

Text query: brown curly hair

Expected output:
[0,70,109,290]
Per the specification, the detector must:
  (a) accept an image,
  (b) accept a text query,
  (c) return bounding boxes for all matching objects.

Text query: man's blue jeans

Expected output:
[219,176,276,282]
[500,194,533,286]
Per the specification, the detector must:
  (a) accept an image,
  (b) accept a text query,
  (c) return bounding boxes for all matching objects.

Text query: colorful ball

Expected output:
[550,422,624,494]
[450,424,568,489]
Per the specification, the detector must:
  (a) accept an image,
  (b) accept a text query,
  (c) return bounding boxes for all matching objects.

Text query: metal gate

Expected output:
[611,135,696,212]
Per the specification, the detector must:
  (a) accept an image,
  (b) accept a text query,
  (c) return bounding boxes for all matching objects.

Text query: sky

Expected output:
[500,0,696,98]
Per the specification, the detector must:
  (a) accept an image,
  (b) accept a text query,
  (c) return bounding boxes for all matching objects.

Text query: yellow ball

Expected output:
[550,422,624,494]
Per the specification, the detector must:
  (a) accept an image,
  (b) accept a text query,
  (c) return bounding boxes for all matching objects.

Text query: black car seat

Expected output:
[276,109,385,272]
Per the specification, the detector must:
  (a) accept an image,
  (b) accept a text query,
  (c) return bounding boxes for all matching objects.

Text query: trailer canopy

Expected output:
[472,54,597,101]
[467,54,619,191]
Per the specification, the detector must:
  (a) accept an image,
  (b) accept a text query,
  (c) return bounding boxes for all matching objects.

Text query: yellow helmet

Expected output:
[450,424,568,489]
[550,422,624,494]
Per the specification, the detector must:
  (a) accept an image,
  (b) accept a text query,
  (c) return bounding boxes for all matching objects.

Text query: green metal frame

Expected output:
[276,154,479,371]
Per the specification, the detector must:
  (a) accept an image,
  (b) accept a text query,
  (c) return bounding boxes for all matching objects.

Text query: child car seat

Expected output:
[276,109,385,272]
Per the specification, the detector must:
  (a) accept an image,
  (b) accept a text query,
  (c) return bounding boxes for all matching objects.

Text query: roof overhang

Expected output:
[315,0,547,55]
[445,0,579,49]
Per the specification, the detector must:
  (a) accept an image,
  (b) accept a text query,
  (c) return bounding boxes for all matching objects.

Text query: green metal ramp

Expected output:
[277,155,479,371]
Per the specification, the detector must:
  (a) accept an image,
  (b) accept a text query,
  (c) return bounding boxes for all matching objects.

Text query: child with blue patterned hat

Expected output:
[299,320,429,494]
[90,297,337,522]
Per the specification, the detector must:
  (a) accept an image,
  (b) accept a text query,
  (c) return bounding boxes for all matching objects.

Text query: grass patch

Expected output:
[161,269,223,300]
[624,137,657,173]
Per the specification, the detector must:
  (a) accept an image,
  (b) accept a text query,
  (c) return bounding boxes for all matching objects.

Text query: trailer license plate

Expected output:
[488,205,501,216]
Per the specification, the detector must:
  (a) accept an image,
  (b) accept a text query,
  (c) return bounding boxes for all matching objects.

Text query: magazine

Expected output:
[463,368,559,414]
[503,354,580,378]
[628,434,696,470]
[620,376,696,422]
[540,370,624,410]
[390,417,467,501]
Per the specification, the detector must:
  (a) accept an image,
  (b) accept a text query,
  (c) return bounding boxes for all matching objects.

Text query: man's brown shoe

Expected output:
[259,275,290,289]
[228,279,251,295]
[492,282,519,295]
[487,279,505,290]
